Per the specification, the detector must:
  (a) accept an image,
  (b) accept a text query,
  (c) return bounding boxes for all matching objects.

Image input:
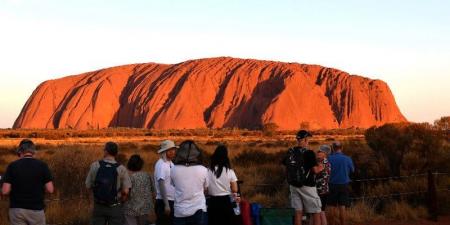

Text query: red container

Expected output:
[240,199,253,225]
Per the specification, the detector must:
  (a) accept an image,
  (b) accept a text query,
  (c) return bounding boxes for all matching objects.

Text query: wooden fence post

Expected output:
[427,170,438,221]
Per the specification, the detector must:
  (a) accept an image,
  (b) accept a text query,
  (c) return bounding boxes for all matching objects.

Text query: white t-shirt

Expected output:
[154,158,175,201]
[207,167,238,196]
[171,165,209,218]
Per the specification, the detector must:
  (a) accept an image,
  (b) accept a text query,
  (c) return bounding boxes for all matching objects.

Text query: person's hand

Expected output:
[233,193,241,203]
[164,205,171,215]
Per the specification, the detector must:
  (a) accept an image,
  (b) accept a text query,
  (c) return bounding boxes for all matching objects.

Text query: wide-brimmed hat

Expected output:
[173,140,202,166]
[157,140,178,154]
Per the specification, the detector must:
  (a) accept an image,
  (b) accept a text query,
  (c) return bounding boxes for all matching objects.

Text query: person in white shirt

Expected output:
[207,145,239,225]
[154,140,178,225]
[171,140,209,225]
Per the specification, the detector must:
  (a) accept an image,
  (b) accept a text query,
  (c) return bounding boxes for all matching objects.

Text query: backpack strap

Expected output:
[99,160,119,168]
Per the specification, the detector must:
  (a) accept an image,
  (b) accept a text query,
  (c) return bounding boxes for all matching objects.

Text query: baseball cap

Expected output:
[318,145,331,154]
[296,130,312,139]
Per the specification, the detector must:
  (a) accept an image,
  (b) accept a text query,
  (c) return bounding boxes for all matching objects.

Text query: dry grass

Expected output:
[0,131,448,225]
[327,201,381,225]
[383,201,427,221]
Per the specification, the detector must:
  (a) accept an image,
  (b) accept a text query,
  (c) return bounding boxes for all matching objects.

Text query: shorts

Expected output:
[328,184,350,207]
[319,194,328,211]
[289,185,322,213]
[9,208,45,225]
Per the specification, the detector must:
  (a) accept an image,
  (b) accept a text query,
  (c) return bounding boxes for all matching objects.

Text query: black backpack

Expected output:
[283,147,309,187]
[93,160,120,204]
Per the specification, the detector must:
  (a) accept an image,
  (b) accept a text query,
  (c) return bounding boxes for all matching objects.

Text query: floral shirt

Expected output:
[123,171,154,216]
[315,158,331,195]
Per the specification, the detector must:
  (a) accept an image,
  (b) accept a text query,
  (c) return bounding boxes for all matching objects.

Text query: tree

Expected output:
[365,123,446,176]
[434,116,450,131]
[365,123,412,176]
[300,122,310,130]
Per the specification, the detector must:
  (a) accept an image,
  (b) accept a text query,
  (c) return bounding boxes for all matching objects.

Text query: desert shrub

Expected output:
[233,149,283,167]
[46,146,102,197]
[262,123,279,137]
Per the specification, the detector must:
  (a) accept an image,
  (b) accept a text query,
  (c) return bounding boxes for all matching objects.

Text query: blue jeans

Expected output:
[173,209,206,225]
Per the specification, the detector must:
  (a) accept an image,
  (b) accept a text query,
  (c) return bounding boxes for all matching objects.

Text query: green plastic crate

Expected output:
[260,208,295,225]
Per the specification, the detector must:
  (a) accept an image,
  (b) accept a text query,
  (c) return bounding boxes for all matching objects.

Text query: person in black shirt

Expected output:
[283,130,324,225]
[1,139,54,225]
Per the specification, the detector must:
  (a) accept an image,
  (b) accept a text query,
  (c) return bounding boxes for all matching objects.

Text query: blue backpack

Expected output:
[93,160,120,205]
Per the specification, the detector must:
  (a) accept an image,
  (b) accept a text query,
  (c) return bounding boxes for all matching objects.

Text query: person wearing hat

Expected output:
[86,141,132,225]
[154,140,178,225]
[327,141,354,225]
[315,145,332,225]
[1,139,54,225]
[282,130,323,225]
[170,140,208,225]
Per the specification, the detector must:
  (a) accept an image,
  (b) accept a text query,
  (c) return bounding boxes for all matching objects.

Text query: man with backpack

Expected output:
[1,139,54,225]
[86,142,132,225]
[282,130,323,225]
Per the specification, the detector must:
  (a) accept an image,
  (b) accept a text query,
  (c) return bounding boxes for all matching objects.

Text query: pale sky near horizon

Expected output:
[0,0,449,128]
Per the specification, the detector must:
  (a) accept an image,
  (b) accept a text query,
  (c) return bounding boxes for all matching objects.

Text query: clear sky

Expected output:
[0,0,449,128]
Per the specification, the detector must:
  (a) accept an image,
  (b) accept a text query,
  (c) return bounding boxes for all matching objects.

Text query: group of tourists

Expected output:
[0,129,354,225]
[283,130,354,225]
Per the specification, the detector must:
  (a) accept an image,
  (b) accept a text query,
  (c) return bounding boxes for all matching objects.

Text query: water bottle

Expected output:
[230,194,241,215]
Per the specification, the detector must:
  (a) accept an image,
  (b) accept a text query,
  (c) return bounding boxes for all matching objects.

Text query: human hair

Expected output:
[210,144,231,178]
[104,142,119,156]
[332,142,343,152]
[127,154,144,172]
[17,139,36,154]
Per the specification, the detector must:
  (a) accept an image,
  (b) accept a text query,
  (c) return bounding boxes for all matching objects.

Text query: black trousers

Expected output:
[207,195,235,225]
[155,199,174,225]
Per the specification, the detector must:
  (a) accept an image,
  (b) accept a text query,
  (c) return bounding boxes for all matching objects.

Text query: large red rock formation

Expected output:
[13,57,407,130]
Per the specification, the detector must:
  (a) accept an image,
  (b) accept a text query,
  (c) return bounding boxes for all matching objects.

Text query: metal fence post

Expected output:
[427,170,438,221]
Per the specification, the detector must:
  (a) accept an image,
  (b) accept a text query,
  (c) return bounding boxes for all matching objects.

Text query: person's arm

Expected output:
[230,181,241,203]
[121,188,129,202]
[85,163,96,190]
[349,157,355,173]
[305,150,322,174]
[1,183,11,196]
[43,163,54,194]
[120,168,131,202]
[2,165,12,196]
[45,181,54,194]
[230,181,238,193]
[311,163,324,174]
[158,180,171,214]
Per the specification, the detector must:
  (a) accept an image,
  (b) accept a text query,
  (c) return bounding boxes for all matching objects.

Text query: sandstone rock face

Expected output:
[14,57,407,130]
